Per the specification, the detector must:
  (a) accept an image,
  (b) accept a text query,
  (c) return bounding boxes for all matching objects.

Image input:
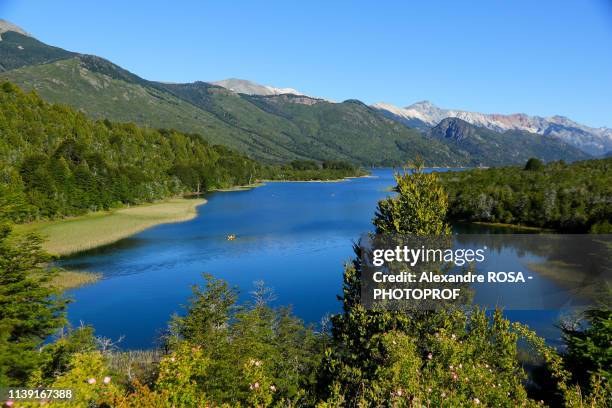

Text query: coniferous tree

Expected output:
[318,165,544,406]
[0,221,67,386]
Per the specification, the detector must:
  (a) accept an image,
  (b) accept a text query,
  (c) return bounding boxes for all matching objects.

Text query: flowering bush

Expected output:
[243,358,274,407]
[154,343,209,407]
[16,352,121,407]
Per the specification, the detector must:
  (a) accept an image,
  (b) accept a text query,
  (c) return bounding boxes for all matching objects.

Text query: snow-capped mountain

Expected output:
[211,78,305,97]
[373,101,612,156]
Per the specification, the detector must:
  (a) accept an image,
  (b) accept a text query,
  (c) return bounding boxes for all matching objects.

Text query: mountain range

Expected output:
[0,19,599,166]
[373,101,611,157]
[211,78,306,97]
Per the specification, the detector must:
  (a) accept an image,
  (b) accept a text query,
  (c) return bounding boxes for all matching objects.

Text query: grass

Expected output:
[470,221,551,232]
[15,198,206,256]
[211,182,266,192]
[261,174,372,183]
[48,270,102,290]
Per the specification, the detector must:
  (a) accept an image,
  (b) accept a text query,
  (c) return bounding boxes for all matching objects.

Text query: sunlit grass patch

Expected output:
[15,198,206,256]
[48,270,102,290]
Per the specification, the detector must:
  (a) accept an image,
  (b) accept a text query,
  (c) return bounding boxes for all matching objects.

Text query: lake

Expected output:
[59,168,579,349]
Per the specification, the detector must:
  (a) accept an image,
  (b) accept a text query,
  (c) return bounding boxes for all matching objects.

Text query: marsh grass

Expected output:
[48,270,102,290]
[15,198,206,256]
[210,182,265,192]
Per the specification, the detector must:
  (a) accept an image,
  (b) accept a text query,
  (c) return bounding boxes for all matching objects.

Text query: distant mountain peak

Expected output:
[430,117,478,141]
[211,78,305,97]
[0,19,31,38]
[373,100,612,156]
[407,100,437,109]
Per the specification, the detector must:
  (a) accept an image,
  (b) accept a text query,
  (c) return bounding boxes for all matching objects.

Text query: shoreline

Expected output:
[14,174,368,257]
[210,182,266,192]
[15,198,207,257]
[470,221,553,232]
[260,174,374,183]
[15,174,371,257]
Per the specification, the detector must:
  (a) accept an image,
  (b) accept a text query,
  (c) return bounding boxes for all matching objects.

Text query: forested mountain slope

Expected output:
[0,32,456,166]
[0,82,261,221]
[0,26,591,166]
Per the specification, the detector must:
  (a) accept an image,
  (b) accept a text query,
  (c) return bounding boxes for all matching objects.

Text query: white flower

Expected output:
[427,353,433,360]
[474,397,480,404]
[103,376,111,384]
[270,385,277,392]
[87,378,96,384]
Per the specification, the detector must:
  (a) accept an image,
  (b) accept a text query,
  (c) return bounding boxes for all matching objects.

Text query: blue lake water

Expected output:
[59,169,577,349]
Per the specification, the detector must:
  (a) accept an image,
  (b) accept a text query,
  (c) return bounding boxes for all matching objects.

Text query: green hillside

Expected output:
[0,82,262,222]
[0,55,461,166]
[0,31,75,71]
[0,57,298,162]
[245,95,462,166]
[0,29,591,166]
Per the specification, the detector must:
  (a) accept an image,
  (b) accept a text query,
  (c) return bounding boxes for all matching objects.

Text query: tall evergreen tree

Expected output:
[318,165,540,406]
[0,217,67,386]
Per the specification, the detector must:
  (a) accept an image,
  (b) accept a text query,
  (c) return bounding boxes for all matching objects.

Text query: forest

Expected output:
[439,157,612,233]
[0,82,362,224]
[0,80,610,406]
[1,166,609,407]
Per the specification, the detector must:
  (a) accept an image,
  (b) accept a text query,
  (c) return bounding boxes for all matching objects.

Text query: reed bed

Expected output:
[15,198,206,256]
[49,270,102,290]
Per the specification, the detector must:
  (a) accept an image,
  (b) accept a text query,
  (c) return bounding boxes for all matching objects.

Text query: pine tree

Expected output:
[318,165,539,405]
[0,223,67,386]
[374,164,451,235]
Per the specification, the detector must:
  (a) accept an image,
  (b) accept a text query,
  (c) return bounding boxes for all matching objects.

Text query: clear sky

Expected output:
[2,0,611,127]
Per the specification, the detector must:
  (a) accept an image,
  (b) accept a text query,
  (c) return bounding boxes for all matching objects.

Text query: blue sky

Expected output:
[2,0,611,127]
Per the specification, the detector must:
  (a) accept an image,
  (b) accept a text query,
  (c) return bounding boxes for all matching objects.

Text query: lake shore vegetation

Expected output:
[14,198,206,256]
[440,157,611,233]
[0,82,366,228]
[1,165,608,406]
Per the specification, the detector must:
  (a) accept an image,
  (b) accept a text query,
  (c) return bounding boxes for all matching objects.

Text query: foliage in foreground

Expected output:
[0,223,66,387]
